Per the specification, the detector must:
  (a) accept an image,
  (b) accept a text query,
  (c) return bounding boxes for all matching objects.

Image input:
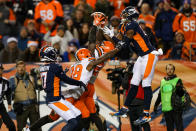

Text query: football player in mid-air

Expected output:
[38,46,87,131]
[103,6,163,125]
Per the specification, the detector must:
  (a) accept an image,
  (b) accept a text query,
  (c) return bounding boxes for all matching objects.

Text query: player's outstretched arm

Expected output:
[88,25,97,54]
[56,66,86,87]
[86,45,123,71]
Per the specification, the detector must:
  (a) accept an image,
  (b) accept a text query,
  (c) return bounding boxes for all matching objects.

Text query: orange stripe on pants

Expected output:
[143,53,155,79]
[53,102,69,111]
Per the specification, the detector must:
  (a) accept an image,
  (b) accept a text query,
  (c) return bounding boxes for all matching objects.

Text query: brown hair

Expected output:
[16,60,25,67]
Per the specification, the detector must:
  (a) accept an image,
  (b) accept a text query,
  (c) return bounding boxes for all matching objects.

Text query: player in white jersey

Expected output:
[25,45,123,131]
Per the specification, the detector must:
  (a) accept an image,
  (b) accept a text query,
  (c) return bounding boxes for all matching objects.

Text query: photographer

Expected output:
[9,60,41,131]
[122,62,151,131]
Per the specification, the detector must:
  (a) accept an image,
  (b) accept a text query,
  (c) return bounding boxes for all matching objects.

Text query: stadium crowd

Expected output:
[0,0,195,63]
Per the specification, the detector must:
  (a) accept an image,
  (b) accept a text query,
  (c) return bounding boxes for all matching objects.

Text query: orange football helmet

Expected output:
[75,48,92,61]
[99,41,115,54]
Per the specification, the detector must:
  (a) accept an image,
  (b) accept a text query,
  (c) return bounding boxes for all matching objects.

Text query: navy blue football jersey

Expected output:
[39,62,82,103]
[125,20,155,56]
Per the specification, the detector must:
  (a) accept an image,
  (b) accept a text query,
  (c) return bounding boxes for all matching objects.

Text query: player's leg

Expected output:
[28,109,60,130]
[48,98,81,131]
[124,57,143,106]
[74,98,91,130]
[84,83,104,131]
[111,57,143,117]
[134,54,158,125]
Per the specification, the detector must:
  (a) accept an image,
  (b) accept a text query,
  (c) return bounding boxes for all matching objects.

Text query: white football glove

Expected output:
[102,26,114,38]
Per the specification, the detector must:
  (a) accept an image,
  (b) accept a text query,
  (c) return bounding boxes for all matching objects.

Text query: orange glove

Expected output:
[91,12,107,28]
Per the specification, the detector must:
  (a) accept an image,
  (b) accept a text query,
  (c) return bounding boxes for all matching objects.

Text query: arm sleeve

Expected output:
[34,4,41,21]
[55,2,64,17]
[172,14,181,32]
[55,65,82,86]
[43,31,52,42]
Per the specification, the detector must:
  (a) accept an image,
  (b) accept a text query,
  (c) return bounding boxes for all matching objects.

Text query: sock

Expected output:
[143,86,152,110]
[61,118,78,131]
[90,113,104,131]
[124,84,138,106]
[30,115,53,131]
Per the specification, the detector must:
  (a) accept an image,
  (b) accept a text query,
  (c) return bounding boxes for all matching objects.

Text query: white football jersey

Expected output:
[62,57,95,99]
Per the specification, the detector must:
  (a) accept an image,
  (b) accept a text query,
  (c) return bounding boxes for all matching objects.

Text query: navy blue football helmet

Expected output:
[120,6,139,21]
[39,46,57,62]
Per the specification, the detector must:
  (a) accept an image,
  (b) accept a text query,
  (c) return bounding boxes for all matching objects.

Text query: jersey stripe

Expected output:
[143,53,155,79]
[133,32,149,52]
[53,76,60,96]
[96,47,103,57]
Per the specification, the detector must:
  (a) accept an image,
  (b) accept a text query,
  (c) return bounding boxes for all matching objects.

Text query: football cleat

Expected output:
[110,107,129,117]
[134,112,151,125]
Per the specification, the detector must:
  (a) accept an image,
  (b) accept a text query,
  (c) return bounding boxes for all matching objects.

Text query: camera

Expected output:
[106,60,134,94]
[30,67,42,90]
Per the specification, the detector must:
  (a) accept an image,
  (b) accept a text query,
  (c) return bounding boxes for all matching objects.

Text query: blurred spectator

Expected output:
[162,30,195,60]
[191,0,196,12]
[79,23,90,47]
[109,16,121,35]
[65,17,79,39]
[95,0,114,18]
[109,0,130,17]
[26,20,42,46]
[44,25,73,55]
[154,0,164,17]
[72,9,86,32]
[6,0,34,26]
[139,3,155,30]
[18,27,28,51]
[63,40,79,62]
[23,41,40,62]
[74,0,97,9]
[73,0,93,23]
[138,19,157,48]
[0,37,22,63]
[154,0,177,53]
[179,0,191,12]
[9,60,41,131]
[173,7,196,43]
[34,0,64,36]
[0,0,16,38]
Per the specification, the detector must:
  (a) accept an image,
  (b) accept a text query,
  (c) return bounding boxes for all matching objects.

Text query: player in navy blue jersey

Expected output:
[103,6,163,125]
[39,46,86,131]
